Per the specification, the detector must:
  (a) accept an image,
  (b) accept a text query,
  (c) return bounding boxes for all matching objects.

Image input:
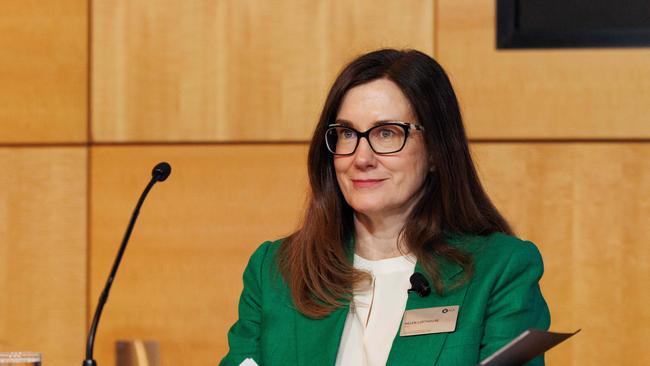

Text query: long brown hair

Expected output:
[278,49,512,318]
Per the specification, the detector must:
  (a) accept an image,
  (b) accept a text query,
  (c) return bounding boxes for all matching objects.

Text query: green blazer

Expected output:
[220,232,550,366]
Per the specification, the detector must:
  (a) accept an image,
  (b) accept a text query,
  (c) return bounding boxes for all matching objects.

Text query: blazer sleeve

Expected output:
[479,240,551,365]
[219,242,272,366]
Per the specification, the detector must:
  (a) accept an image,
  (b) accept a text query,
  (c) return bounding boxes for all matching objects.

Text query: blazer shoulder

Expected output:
[455,232,544,275]
[487,232,543,262]
[247,239,283,265]
[460,231,541,256]
[243,239,288,291]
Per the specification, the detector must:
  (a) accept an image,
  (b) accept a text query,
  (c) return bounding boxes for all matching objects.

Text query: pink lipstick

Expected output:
[351,179,386,188]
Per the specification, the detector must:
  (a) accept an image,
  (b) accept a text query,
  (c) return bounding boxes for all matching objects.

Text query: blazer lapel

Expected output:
[294,301,350,366]
[386,259,469,366]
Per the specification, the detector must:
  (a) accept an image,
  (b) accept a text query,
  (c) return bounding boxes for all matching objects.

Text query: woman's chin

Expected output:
[350,203,389,217]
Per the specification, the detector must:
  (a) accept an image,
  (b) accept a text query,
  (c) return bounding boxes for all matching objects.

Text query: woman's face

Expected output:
[333,78,429,219]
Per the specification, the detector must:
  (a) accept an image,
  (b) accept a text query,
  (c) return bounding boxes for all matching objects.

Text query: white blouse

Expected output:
[335,253,417,366]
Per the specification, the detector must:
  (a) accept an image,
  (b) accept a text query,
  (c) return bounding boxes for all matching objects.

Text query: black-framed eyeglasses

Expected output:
[325,122,425,155]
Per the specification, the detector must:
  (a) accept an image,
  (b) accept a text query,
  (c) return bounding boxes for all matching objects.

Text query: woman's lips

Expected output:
[351,179,386,188]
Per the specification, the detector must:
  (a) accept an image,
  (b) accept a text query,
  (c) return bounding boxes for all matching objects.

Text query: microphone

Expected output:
[83,162,172,366]
[408,272,431,297]
[152,162,171,182]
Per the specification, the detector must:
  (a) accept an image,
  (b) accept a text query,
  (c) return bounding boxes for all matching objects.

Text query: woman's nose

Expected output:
[352,137,377,168]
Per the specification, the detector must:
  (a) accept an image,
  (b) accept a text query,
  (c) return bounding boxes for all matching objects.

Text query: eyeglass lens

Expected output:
[326,124,406,154]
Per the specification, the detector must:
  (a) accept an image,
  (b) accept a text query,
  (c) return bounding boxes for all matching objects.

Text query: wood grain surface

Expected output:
[89,144,309,365]
[0,148,87,364]
[473,143,650,365]
[91,0,433,142]
[0,0,87,143]
[437,0,650,139]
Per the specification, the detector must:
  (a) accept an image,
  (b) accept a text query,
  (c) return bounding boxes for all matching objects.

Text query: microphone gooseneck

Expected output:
[408,272,431,297]
[83,162,171,366]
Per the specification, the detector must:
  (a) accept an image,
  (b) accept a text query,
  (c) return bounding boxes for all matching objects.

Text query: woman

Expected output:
[220,49,550,366]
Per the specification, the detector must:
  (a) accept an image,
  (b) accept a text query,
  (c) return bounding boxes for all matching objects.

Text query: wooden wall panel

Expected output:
[89,144,309,365]
[437,0,650,139]
[92,0,433,142]
[89,143,649,365]
[0,0,87,143]
[0,148,87,364]
[473,143,650,365]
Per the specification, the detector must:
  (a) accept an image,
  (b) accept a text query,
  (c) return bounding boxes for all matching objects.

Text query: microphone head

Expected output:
[152,162,172,182]
[409,272,431,297]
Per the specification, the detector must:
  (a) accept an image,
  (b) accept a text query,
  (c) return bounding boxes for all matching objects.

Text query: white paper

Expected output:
[239,358,259,366]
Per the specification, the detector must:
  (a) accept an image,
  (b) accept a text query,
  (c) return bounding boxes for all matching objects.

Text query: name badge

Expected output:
[399,305,459,336]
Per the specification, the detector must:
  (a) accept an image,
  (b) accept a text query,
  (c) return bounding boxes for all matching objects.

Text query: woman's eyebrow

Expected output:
[334,119,353,127]
[373,120,399,125]
[334,119,402,127]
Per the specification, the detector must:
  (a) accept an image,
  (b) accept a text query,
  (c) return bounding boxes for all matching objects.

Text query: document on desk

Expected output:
[479,328,580,366]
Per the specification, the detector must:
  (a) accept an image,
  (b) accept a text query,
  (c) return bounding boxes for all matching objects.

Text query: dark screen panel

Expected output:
[497,0,650,48]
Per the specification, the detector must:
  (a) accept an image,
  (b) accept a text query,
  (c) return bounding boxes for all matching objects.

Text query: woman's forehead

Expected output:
[336,79,416,128]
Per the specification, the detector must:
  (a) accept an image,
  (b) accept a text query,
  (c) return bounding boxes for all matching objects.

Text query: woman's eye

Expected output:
[379,128,396,139]
[340,129,355,139]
